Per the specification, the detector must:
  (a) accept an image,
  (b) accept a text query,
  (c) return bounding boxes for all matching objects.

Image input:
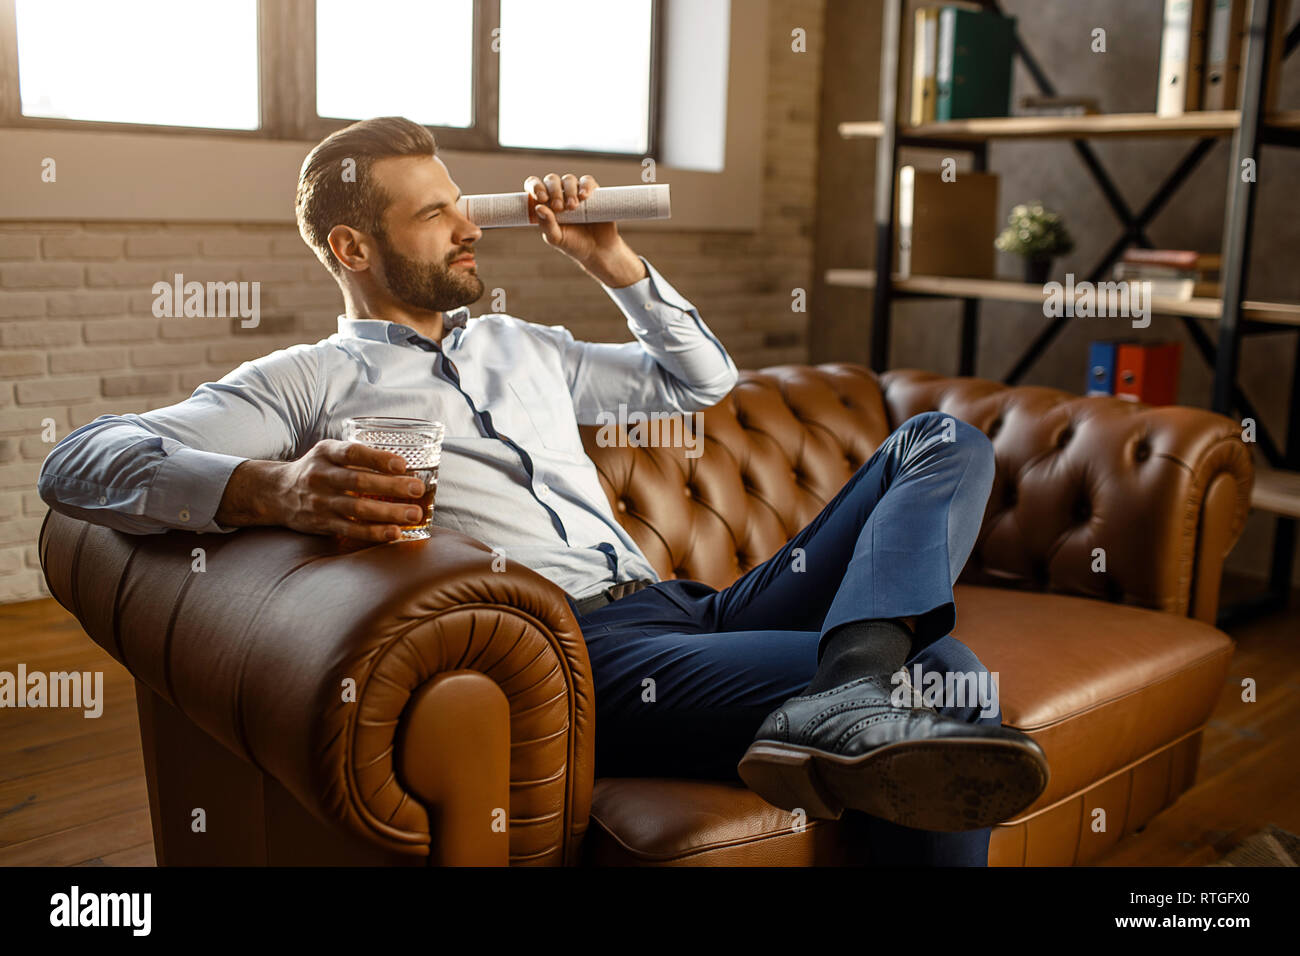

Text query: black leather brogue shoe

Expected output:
[737,672,1049,831]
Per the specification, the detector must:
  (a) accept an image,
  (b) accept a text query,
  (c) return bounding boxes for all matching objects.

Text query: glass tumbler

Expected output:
[343,417,444,540]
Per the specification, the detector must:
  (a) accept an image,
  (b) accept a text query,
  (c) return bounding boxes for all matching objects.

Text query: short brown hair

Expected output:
[295,116,437,277]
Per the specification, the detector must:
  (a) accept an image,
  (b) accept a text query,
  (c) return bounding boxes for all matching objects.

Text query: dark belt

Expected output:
[570,578,655,617]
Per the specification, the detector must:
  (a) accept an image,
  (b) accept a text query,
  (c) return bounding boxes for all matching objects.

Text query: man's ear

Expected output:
[327,224,372,273]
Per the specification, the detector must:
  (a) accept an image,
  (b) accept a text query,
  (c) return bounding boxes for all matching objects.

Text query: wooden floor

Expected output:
[0,587,1296,867]
[0,599,154,866]
[1094,582,1300,865]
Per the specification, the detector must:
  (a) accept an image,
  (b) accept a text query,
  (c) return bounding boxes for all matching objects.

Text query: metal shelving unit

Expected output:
[829,0,1300,620]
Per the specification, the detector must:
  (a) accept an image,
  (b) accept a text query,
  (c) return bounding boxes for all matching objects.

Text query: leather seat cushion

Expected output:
[949,584,1233,812]
[583,586,1233,865]
[583,779,861,866]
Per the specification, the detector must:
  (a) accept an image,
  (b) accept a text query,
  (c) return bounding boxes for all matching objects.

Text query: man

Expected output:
[39,116,1048,865]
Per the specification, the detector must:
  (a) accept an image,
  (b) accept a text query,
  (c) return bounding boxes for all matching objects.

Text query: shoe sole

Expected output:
[737,736,1049,831]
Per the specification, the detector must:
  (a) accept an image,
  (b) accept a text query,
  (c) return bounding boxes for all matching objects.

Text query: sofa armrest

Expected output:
[880,369,1254,622]
[38,510,594,865]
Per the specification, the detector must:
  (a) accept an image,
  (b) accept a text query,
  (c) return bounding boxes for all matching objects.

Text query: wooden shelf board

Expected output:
[837,110,1300,142]
[1252,466,1300,519]
[823,270,1300,327]
[1243,301,1300,326]
[1267,110,1300,130]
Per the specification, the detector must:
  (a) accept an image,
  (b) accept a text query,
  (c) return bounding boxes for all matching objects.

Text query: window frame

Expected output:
[0,0,663,160]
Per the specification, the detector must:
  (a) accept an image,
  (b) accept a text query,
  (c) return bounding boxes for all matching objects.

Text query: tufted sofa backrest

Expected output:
[580,364,1252,619]
[580,363,891,588]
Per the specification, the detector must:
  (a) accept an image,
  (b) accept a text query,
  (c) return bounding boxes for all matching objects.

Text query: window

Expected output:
[498,0,655,154]
[12,0,259,130]
[315,0,474,129]
[1,0,662,157]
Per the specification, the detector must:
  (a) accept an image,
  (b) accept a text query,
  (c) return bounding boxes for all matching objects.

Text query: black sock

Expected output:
[804,619,914,694]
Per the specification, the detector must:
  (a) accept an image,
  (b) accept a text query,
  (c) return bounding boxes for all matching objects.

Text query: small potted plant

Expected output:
[995,201,1075,284]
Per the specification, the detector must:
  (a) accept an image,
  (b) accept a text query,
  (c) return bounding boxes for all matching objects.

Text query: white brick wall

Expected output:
[0,0,826,604]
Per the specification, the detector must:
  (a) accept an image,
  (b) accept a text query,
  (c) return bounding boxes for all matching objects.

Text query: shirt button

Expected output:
[179,508,191,522]
[97,495,107,505]
[643,302,653,310]
[537,483,550,497]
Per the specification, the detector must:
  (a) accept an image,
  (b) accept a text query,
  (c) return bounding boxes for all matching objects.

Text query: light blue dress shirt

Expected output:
[37,257,739,600]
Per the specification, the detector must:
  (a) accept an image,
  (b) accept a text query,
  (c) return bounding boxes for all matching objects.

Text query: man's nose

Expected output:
[454,210,482,244]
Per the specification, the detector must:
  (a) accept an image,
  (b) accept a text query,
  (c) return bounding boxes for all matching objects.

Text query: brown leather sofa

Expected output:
[37,365,1253,866]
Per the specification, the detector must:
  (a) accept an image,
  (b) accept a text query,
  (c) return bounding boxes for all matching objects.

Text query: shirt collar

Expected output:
[336,306,471,347]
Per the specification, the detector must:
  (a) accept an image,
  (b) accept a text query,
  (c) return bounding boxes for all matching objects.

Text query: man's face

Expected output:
[370,155,483,313]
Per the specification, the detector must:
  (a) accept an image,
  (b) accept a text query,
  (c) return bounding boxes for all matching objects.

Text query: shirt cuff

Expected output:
[147,444,249,533]
[601,256,698,323]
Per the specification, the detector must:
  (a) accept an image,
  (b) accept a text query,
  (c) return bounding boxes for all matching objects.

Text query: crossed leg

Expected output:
[578,412,1020,863]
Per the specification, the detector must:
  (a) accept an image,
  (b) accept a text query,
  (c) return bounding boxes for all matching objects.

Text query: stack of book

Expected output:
[911,4,1017,125]
[1017,95,1101,117]
[1112,249,1222,301]
[1156,0,1290,116]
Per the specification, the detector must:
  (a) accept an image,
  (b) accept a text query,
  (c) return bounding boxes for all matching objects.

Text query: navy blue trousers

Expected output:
[574,411,1002,865]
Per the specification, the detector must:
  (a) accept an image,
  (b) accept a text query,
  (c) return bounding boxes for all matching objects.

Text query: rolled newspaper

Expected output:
[456,183,670,229]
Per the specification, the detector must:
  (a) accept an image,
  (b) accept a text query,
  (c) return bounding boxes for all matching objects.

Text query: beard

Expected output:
[374,230,484,313]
